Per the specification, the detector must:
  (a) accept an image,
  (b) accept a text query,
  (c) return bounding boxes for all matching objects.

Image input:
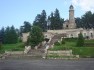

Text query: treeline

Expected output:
[0,26,18,44]
[33,9,64,31]
[33,9,94,31]
[76,11,94,28]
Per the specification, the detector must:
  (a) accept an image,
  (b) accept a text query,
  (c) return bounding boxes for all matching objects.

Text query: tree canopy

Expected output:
[30,26,44,47]
[76,11,94,28]
[23,21,31,33]
[33,10,47,32]
[0,26,18,44]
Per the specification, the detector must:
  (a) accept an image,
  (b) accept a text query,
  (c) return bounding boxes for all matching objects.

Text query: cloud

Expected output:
[71,0,94,12]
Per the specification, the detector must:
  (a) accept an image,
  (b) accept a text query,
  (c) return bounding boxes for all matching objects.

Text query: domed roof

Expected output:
[69,5,74,10]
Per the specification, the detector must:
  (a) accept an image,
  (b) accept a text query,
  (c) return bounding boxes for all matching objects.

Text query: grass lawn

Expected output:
[71,47,94,58]
[49,39,94,58]
[0,43,25,53]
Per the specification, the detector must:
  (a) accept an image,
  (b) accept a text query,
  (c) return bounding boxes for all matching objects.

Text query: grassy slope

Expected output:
[0,43,24,53]
[49,39,94,58]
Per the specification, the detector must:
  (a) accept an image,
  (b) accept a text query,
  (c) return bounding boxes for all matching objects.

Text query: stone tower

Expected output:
[68,5,76,29]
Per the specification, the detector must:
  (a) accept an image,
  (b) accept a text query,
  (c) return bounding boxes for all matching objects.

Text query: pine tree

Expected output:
[48,9,64,30]
[0,27,5,44]
[4,26,10,44]
[50,12,55,30]
[23,21,31,33]
[10,26,18,43]
[4,26,18,44]
[54,9,62,29]
[33,10,47,32]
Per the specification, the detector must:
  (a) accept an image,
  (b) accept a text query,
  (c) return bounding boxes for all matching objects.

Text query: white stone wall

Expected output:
[21,29,94,43]
[22,32,30,42]
[47,28,94,39]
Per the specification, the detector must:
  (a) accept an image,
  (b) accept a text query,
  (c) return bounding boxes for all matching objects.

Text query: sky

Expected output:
[0,0,94,29]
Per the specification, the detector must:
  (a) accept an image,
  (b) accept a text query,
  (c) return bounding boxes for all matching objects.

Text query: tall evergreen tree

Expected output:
[23,21,31,33]
[4,26,10,44]
[10,26,18,43]
[50,12,55,30]
[4,26,18,44]
[0,27,5,44]
[48,9,63,30]
[41,10,47,31]
[33,10,47,32]
[33,14,41,27]
[54,9,62,29]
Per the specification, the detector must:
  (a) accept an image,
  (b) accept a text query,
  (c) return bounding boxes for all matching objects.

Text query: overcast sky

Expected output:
[0,0,94,28]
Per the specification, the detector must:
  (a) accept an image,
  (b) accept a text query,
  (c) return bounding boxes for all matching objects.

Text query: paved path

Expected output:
[0,59,94,70]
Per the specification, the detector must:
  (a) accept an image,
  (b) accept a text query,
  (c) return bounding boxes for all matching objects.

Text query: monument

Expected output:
[22,5,94,43]
[63,5,76,29]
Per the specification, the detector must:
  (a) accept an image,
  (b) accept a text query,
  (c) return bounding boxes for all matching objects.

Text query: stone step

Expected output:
[5,54,43,59]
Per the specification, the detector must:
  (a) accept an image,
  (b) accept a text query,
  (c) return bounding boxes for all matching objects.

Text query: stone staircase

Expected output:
[1,49,45,60]
[49,34,66,47]
[1,34,68,60]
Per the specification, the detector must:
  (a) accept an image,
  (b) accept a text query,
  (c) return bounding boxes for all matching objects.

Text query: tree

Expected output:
[81,11,93,28]
[30,26,44,47]
[4,26,18,44]
[23,21,31,33]
[54,9,62,29]
[41,10,47,31]
[48,9,63,30]
[50,12,55,30]
[76,32,84,47]
[4,26,10,44]
[9,26,18,44]
[60,18,64,28]
[33,14,41,27]
[0,27,5,44]
[33,10,47,32]
[75,17,82,28]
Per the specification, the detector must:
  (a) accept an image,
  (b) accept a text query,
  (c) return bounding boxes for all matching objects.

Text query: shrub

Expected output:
[76,32,84,47]
[64,38,77,42]
[54,41,61,46]
[61,38,65,44]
